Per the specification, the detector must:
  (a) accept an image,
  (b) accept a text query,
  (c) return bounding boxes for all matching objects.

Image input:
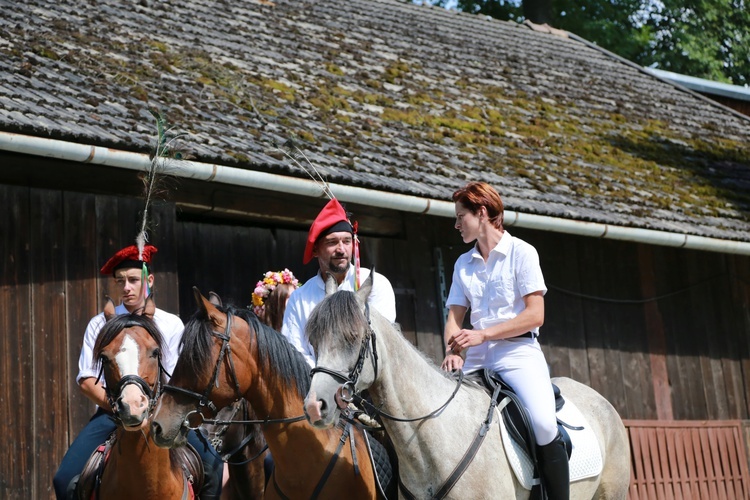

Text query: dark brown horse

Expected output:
[151,289,380,499]
[203,398,268,500]
[88,299,195,499]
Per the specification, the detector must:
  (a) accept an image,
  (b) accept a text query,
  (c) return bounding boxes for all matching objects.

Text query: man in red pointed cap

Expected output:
[54,245,224,499]
[282,199,397,367]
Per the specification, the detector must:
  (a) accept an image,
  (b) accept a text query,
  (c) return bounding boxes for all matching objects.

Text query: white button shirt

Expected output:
[446,231,547,373]
[76,303,184,390]
[282,265,397,367]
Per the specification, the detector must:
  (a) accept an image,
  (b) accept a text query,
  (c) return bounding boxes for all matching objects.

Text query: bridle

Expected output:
[161,310,306,429]
[310,302,379,404]
[311,302,464,424]
[162,311,243,429]
[96,337,168,424]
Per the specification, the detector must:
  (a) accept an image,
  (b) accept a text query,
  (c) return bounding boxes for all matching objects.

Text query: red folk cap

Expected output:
[303,198,354,264]
[100,245,158,275]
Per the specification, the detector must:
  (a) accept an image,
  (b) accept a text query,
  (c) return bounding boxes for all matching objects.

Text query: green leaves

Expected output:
[432,0,750,85]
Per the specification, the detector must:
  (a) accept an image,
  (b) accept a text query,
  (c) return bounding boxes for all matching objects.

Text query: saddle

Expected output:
[476,370,573,463]
[74,432,204,500]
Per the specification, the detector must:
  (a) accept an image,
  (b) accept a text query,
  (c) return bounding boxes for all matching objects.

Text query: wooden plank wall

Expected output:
[2,180,750,498]
[1,185,33,498]
[0,185,177,499]
[173,216,446,361]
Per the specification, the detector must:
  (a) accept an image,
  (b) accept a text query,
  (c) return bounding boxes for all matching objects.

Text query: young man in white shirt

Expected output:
[53,245,223,499]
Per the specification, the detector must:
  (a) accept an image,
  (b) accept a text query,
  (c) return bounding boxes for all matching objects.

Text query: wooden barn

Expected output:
[1,0,749,498]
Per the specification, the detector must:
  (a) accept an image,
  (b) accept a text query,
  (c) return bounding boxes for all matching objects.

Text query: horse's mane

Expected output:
[307,290,367,358]
[180,303,310,398]
[309,290,483,392]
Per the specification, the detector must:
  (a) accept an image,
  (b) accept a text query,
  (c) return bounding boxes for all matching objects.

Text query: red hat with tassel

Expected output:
[303,198,355,264]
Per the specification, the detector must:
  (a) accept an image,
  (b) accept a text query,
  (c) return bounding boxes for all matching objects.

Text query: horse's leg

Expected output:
[553,377,631,500]
[593,421,630,500]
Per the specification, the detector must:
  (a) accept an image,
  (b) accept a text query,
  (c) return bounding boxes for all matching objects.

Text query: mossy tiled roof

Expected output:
[1,0,749,241]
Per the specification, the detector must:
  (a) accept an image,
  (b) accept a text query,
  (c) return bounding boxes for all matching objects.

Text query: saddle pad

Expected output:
[363,430,395,499]
[500,398,603,490]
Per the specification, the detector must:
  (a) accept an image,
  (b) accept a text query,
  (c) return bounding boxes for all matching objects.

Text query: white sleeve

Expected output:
[160,314,185,378]
[516,245,547,297]
[281,294,316,368]
[369,271,397,323]
[445,259,470,308]
[76,313,106,385]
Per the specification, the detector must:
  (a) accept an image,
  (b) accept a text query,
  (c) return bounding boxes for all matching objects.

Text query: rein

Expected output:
[311,300,498,500]
[312,302,464,423]
[161,310,306,430]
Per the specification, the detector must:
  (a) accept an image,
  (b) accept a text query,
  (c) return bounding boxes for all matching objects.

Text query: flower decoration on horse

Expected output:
[252,269,300,317]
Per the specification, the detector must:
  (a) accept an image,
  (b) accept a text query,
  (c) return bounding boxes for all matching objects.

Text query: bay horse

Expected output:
[304,273,631,499]
[201,292,267,500]
[150,288,382,499]
[87,298,195,499]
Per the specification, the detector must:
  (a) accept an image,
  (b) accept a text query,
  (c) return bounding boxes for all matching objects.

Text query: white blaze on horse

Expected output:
[82,298,197,500]
[304,273,631,499]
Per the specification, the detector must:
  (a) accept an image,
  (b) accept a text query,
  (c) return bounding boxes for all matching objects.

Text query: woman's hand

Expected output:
[448,328,486,353]
[441,351,464,372]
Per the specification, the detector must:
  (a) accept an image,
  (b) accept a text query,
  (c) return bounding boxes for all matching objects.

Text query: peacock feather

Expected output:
[135,110,187,260]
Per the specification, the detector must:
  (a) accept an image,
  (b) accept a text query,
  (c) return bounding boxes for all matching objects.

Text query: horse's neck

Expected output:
[370,327,456,414]
[241,341,304,421]
[103,428,181,492]
[369,326,473,462]
[243,356,352,476]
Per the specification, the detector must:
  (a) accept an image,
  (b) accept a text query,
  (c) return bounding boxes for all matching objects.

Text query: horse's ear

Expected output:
[325,273,338,297]
[143,294,156,319]
[356,267,374,305]
[208,291,223,307]
[194,286,223,325]
[103,295,116,322]
[194,286,208,316]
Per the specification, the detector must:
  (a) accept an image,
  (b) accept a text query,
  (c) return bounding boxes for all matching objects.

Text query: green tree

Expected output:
[649,0,750,85]
[432,0,750,85]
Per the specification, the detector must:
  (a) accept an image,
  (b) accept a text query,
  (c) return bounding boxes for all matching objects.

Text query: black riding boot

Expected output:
[537,432,570,500]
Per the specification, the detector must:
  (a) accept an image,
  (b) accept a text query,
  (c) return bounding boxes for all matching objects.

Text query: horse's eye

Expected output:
[151,348,161,359]
[99,355,109,365]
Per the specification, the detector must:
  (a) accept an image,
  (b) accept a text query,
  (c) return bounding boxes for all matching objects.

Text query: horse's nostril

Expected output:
[152,422,162,436]
[319,399,327,413]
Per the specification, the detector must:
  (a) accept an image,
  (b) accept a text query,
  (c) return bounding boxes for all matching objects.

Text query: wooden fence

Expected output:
[625,420,750,499]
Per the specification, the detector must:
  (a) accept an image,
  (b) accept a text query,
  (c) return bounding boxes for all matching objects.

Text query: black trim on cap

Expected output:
[320,220,353,238]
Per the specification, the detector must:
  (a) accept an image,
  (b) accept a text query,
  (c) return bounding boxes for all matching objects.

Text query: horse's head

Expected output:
[94,297,165,431]
[151,288,252,448]
[304,271,380,429]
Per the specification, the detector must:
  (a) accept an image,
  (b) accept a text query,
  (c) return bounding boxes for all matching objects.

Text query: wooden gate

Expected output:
[625,420,750,499]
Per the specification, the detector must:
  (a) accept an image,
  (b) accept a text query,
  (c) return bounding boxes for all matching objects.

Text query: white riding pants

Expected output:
[466,337,558,446]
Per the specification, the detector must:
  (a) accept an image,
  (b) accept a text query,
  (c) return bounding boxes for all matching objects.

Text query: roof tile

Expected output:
[0,0,748,241]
